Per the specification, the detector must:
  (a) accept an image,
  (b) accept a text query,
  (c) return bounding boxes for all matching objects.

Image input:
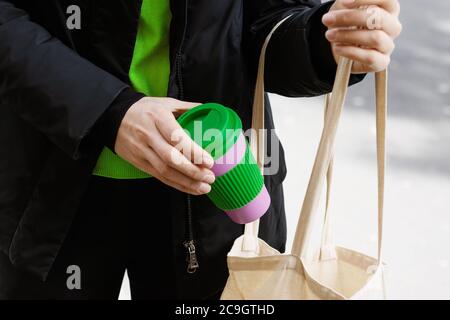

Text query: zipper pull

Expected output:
[183,240,199,274]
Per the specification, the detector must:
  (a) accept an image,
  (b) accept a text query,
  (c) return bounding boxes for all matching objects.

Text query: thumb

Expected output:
[172,101,202,117]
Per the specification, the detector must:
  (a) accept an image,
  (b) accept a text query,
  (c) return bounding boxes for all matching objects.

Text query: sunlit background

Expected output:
[276,0,450,300]
[120,0,450,300]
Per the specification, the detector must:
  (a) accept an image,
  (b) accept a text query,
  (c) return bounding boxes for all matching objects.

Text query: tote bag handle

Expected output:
[243,15,387,264]
[291,63,387,262]
[319,70,387,263]
[242,15,293,251]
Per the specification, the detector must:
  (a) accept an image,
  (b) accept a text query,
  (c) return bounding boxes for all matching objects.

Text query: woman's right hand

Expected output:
[114,97,216,195]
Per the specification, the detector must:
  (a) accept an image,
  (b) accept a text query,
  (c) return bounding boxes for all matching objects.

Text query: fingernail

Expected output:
[198,183,211,194]
[322,13,335,25]
[203,174,215,184]
[204,156,215,168]
[325,30,337,40]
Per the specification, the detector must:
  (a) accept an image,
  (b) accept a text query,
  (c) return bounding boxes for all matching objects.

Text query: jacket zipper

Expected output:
[175,0,188,100]
[175,0,199,274]
[183,195,199,273]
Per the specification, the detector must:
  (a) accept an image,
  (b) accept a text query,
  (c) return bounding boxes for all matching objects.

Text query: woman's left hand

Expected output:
[323,0,402,74]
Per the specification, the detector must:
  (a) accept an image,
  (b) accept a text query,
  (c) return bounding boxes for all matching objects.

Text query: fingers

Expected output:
[173,129,216,168]
[134,147,213,195]
[170,99,202,117]
[333,44,390,72]
[159,178,210,196]
[155,111,215,168]
[147,129,216,184]
[340,0,400,16]
[116,97,217,195]
[326,29,395,54]
[324,0,402,73]
[323,7,402,38]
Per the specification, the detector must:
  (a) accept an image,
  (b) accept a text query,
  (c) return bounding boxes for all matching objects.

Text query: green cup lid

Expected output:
[177,103,243,159]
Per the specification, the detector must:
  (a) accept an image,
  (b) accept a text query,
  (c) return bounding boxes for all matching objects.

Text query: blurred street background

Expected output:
[120,0,450,299]
[275,0,450,300]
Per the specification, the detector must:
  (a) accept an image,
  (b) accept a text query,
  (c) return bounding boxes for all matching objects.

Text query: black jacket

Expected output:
[0,0,363,298]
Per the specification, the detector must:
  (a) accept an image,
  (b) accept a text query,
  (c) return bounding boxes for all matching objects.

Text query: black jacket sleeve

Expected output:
[247,0,365,97]
[0,0,140,160]
[89,88,145,153]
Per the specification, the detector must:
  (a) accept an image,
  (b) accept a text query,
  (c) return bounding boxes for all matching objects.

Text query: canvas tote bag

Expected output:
[221,16,389,300]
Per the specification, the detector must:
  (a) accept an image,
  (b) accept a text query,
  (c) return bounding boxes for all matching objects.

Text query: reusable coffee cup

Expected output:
[177,103,271,224]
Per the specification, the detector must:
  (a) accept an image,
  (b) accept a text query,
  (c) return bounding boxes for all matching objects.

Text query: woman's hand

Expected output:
[115,97,216,195]
[323,0,402,74]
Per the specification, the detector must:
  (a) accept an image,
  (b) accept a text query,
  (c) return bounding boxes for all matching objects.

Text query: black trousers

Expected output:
[0,176,189,300]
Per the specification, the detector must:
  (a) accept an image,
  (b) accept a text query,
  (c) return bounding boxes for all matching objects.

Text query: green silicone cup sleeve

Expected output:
[208,145,264,211]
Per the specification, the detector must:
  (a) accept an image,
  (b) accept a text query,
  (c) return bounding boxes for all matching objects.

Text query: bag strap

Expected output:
[319,95,337,261]
[242,15,293,252]
[243,13,387,264]
[319,71,387,264]
[292,59,387,262]
[290,57,353,259]
[375,70,387,263]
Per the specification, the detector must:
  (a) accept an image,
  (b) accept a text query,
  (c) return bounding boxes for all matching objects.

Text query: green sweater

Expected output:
[92,0,171,179]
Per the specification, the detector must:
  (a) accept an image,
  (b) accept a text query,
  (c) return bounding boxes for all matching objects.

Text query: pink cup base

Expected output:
[225,186,271,224]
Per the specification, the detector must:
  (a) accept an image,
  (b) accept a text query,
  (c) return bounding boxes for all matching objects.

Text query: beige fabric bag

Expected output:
[221,16,389,300]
